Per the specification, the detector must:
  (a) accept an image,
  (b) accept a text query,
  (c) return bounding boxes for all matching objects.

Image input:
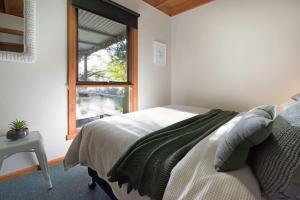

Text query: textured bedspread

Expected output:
[64,105,262,200]
[108,109,238,200]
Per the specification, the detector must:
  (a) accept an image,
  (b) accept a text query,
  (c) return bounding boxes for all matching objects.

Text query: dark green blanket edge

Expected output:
[107,109,238,200]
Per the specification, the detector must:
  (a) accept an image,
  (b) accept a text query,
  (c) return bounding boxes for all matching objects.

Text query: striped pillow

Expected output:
[250,103,300,199]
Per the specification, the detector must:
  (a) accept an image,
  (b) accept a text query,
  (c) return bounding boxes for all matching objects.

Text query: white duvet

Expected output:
[64,105,262,200]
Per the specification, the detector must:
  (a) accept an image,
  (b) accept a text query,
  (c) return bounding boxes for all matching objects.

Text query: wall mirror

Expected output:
[0,0,36,63]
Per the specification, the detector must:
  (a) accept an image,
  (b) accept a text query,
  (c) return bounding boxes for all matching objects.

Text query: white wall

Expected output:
[0,0,171,175]
[171,0,300,111]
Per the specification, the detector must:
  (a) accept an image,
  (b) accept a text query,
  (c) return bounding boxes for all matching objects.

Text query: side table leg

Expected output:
[35,149,53,190]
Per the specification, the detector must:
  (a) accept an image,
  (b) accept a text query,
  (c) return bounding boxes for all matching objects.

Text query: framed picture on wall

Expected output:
[153,41,167,66]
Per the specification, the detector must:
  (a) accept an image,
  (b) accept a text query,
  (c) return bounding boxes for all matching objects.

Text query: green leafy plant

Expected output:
[9,119,28,131]
[107,39,127,82]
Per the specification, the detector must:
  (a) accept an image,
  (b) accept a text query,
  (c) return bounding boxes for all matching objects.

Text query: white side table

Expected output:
[0,131,53,189]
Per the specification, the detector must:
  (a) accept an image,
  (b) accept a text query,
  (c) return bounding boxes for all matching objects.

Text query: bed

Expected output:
[64,105,263,200]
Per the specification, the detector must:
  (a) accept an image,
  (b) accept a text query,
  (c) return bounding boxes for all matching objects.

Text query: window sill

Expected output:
[66,128,81,140]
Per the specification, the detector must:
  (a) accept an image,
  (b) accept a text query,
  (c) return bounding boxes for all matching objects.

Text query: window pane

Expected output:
[76,87,130,128]
[77,9,128,83]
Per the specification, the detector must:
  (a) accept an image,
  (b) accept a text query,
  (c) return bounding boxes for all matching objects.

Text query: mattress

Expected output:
[64,105,262,200]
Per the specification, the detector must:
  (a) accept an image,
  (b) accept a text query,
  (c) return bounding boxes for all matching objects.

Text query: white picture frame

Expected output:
[0,0,36,63]
[153,41,166,66]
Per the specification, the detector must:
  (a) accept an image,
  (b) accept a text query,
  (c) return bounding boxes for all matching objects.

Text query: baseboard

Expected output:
[0,156,64,183]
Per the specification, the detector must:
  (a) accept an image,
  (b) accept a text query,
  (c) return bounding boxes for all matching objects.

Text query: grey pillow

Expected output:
[250,103,300,200]
[214,105,275,172]
[291,93,300,101]
[248,105,276,119]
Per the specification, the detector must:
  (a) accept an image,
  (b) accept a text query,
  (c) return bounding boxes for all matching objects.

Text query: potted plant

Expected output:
[6,119,29,141]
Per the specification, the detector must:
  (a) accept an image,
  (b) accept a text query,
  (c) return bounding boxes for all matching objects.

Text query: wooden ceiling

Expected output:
[143,0,213,16]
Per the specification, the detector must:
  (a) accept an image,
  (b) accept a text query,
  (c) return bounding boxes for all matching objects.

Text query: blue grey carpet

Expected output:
[0,164,111,200]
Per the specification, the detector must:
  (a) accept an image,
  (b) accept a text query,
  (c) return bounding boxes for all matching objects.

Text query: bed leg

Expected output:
[87,168,118,199]
[88,179,97,190]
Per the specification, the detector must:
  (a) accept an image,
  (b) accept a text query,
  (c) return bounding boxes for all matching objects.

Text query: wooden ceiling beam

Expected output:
[170,0,213,16]
[156,0,171,8]
[143,0,213,16]
[143,0,168,7]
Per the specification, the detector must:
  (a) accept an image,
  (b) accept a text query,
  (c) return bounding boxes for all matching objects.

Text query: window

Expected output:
[67,0,139,139]
[76,87,130,127]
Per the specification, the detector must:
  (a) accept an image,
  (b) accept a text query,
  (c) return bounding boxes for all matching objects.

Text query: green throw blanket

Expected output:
[107,109,238,200]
